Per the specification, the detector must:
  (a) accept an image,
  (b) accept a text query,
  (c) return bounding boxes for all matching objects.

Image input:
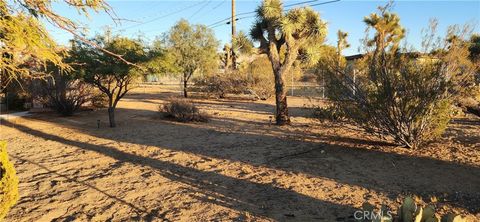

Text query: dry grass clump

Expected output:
[160,98,209,122]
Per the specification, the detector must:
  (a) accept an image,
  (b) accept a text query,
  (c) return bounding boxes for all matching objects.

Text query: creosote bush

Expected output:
[0,142,19,220]
[160,98,209,122]
[321,5,476,149]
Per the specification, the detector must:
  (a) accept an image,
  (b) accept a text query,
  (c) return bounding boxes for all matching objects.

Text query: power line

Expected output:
[310,0,341,7]
[114,1,208,32]
[140,0,230,35]
[212,0,226,10]
[210,15,250,29]
[209,0,340,29]
[189,0,212,20]
[208,0,339,28]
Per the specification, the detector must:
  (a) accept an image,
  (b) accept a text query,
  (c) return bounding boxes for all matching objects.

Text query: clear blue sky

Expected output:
[47,0,480,55]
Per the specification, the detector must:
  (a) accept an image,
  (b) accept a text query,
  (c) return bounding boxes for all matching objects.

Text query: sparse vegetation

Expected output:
[0,0,478,221]
[160,98,209,122]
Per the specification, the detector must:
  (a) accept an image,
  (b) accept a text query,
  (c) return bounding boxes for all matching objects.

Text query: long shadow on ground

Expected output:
[4,105,480,215]
[3,120,360,221]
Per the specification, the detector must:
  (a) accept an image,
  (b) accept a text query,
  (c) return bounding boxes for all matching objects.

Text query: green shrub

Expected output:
[0,141,19,220]
[160,98,209,122]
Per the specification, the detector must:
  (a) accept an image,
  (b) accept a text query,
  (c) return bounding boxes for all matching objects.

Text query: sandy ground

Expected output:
[1,86,479,221]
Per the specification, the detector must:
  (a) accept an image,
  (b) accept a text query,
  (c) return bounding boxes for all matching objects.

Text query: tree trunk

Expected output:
[183,73,188,98]
[273,68,290,125]
[183,79,188,98]
[108,107,116,128]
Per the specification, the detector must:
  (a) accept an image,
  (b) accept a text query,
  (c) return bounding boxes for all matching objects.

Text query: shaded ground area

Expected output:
[1,87,479,221]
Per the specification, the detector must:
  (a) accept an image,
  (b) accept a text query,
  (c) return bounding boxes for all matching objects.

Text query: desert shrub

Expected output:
[194,73,248,98]
[312,105,345,121]
[160,98,209,122]
[331,55,459,149]
[2,92,28,111]
[44,80,92,116]
[35,67,92,116]
[320,7,476,149]
[91,92,109,109]
[194,55,277,100]
[0,142,19,220]
[245,55,276,99]
[359,196,466,222]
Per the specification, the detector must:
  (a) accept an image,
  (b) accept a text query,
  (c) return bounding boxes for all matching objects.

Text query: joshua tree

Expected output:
[250,0,327,125]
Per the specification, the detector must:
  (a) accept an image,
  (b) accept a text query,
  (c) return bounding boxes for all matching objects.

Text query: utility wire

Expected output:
[207,0,333,27]
[310,0,341,7]
[115,1,208,32]
[212,0,226,10]
[209,0,340,29]
[189,0,212,20]
[140,0,229,35]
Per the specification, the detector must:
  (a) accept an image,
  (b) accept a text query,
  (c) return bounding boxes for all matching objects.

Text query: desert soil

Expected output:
[1,86,479,221]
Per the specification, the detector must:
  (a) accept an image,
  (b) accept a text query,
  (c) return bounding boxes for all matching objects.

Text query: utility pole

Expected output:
[231,0,237,70]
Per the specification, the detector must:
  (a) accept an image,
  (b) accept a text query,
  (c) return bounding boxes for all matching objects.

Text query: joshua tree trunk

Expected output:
[108,106,116,127]
[273,68,290,125]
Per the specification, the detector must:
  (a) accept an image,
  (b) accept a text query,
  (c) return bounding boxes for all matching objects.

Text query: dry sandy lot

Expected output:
[1,86,479,221]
